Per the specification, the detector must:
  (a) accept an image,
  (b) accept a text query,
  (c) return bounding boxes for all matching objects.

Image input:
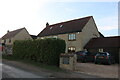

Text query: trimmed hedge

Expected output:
[12,38,66,66]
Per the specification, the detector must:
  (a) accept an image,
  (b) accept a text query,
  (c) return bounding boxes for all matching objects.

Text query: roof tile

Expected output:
[38,16,92,37]
[85,36,120,48]
[2,28,25,39]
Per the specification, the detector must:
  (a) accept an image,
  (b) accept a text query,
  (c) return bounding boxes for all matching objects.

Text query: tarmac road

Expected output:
[2,59,101,78]
[2,63,43,78]
[1,61,119,80]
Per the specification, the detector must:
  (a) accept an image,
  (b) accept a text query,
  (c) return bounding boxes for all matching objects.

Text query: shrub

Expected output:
[12,38,66,66]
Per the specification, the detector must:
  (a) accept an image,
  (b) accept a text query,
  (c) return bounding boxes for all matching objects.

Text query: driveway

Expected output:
[75,62,118,78]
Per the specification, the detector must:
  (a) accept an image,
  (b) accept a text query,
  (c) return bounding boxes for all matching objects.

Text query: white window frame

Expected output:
[68,34,76,40]
[99,48,103,52]
[53,36,58,39]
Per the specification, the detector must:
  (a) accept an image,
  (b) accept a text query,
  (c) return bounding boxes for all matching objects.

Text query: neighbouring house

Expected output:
[1,27,32,45]
[0,38,1,42]
[37,16,102,53]
[30,35,37,39]
[0,43,2,52]
[0,38,1,52]
[84,36,120,63]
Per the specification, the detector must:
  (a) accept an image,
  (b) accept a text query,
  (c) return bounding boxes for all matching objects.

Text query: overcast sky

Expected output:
[0,0,119,38]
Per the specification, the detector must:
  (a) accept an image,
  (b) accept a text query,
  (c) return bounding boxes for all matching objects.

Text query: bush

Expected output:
[12,38,66,66]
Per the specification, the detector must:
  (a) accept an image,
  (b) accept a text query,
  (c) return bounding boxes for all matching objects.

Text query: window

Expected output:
[9,39,11,43]
[60,25,63,28]
[50,27,53,29]
[68,46,76,53]
[99,48,103,52]
[53,36,58,39]
[4,39,6,43]
[68,34,76,40]
[47,36,58,39]
[41,37,44,39]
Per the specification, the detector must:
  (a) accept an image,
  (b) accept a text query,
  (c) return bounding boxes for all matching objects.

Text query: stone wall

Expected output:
[59,53,77,71]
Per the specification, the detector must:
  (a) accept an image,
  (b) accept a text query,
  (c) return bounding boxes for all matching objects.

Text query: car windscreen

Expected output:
[97,53,107,56]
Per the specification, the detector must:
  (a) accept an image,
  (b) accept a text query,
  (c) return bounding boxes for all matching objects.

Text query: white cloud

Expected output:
[0,0,118,38]
[97,16,118,27]
[0,0,49,37]
[98,26,118,31]
[56,0,119,2]
[105,34,119,37]
[96,16,118,32]
[65,8,76,13]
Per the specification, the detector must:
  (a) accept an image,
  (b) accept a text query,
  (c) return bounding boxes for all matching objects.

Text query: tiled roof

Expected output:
[38,16,93,37]
[30,35,37,39]
[99,32,104,37]
[85,36,120,48]
[2,28,25,39]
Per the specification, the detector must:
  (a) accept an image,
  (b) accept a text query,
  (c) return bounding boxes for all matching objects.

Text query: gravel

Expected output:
[75,62,118,78]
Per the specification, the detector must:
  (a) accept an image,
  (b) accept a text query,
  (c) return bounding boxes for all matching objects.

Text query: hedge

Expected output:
[12,38,66,66]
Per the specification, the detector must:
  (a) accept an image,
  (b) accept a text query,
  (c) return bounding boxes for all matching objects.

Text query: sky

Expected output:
[0,0,119,38]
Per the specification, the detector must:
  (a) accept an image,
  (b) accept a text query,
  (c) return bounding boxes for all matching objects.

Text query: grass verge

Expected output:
[2,55,64,72]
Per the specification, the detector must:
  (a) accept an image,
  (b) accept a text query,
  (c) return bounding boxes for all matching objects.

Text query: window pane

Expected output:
[68,34,76,40]
[68,47,76,52]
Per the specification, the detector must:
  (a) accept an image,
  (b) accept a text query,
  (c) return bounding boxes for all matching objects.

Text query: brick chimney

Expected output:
[7,30,9,33]
[46,22,49,27]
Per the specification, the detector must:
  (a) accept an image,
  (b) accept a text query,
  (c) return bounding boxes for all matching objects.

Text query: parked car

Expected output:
[74,51,95,63]
[94,52,115,65]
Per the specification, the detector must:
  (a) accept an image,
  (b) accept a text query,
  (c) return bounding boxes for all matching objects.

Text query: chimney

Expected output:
[46,22,49,27]
[7,30,9,33]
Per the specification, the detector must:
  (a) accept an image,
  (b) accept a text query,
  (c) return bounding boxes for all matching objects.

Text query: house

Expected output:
[37,16,102,53]
[0,43,2,52]
[84,36,120,63]
[1,27,32,45]
[30,35,37,39]
[0,38,1,43]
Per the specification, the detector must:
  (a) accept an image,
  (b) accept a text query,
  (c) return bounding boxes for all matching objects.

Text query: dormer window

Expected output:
[60,25,63,28]
[50,27,53,29]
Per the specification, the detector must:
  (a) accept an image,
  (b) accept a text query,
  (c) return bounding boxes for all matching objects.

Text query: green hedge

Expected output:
[12,38,66,66]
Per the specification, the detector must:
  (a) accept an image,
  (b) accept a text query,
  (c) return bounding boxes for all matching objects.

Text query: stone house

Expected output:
[0,38,1,43]
[1,27,32,45]
[84,36,120,63]
[37,16,101,53]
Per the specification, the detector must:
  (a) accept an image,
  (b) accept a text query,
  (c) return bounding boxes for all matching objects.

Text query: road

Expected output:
[0,63,2,79]
[1,60,101,79]
[1,63,43,78]
[0,60,119,80]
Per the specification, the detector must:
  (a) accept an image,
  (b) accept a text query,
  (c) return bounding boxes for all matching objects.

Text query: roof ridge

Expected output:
[2,27,25,39]
[8,27,25,33]
[49,16,92,27]
[92,36,120,39]
[104,36,120,38]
